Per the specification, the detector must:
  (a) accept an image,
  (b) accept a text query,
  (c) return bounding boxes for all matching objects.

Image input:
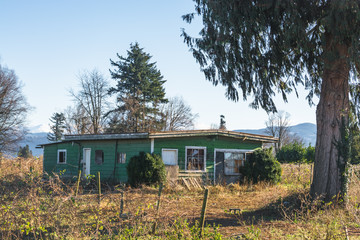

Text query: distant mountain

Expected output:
[19,132,49,157]
[235,122,316,146]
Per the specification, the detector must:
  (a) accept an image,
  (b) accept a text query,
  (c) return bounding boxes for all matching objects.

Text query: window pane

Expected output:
[58,151,66,163]
[117,152,126,164]
[224,152,244,175]
[95,150,104,165]
[186,147,205,171]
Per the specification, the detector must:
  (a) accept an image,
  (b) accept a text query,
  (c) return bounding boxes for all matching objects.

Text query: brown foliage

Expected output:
[1,160,360,239]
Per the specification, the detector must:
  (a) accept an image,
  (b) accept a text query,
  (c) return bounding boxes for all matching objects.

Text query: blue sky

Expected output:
[0,1,317,132]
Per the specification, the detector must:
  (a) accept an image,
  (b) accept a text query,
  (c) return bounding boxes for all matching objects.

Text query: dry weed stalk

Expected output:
[2,158,360,239]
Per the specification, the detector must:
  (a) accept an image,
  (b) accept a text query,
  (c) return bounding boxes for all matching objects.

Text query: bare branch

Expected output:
[0,64,30,153]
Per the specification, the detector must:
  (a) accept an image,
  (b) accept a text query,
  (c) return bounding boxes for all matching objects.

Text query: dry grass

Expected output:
[1,158,360,239]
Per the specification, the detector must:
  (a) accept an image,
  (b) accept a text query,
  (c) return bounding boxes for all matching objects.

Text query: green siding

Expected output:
[43,139,151,182]
[153,136,262,178]
[113,139,150,182]
[43,142,80,177]
[43,135,262,182]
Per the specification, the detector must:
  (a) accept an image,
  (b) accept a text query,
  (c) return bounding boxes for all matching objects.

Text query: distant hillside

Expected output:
[235,122,316,146]
[19,132,48,157]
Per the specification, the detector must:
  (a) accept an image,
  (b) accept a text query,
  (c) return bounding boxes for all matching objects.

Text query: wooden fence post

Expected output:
[97,171,101,205]
[152,183,163,234]
[120,190,124,216]
[75,170,81,198]
[199,188,209,237]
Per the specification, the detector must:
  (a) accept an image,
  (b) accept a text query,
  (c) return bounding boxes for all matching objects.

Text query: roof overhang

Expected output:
[36,132,149,148]
[37,129,278,148]
[63,132,149,141]
[149,129,278,143]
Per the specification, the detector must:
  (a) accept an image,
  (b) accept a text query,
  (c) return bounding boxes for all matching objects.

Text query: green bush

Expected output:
[127,152,166,187]
[240,148,281,184]
[351,134,360,164]
[276,142,306,163]
[305,145,315,163]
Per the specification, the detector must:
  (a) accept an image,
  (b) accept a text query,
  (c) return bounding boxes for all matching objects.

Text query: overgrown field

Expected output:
[1,158,360,239]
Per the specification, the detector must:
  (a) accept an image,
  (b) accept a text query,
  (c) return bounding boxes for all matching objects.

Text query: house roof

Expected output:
[64,132,149,141]
[149,129,278,142]
[38,129,277,148]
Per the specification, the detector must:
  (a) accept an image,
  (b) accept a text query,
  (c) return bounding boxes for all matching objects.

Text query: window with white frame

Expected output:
[57,149,67,164]
[186,147,206,171]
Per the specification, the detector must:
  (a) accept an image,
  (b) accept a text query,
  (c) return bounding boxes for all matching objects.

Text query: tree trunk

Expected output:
[310,38,350,201]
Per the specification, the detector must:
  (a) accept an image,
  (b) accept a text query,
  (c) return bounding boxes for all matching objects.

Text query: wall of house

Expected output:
[153,135,262,179]
[43,142,81,177]
[43,135,263,183]
[43,139,151,182]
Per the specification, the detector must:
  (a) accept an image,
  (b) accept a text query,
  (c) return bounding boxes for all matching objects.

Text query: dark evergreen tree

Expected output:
[108,42,167,132]
[17,145,33,158]
[47,112,66,142]
[182,0,360,202]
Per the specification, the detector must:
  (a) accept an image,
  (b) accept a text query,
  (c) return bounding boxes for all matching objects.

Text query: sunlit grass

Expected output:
[0,158,359,239]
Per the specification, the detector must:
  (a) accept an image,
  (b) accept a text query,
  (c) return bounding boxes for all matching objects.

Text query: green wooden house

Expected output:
[38,130,277,183]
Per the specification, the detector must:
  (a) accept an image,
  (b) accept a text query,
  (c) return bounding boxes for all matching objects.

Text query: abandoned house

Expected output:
[38,129,277,184]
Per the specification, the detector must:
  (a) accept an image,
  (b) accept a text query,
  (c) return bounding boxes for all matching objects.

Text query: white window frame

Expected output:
[185,146,206,172]
[161,148,178,166]
[57,149,67,164]
[213,149,253,181]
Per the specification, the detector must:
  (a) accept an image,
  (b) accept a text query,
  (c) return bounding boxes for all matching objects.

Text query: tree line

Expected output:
[47,42,198,141]
[265,111,360,165]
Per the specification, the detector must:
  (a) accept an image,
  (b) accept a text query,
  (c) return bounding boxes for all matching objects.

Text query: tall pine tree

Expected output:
[108,43,167,132]
[182,0,360,202]
[47,112,66,142]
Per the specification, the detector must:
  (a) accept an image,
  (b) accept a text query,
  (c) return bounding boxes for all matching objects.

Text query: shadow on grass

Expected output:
[0,173,36,195]
[205,190,309,227]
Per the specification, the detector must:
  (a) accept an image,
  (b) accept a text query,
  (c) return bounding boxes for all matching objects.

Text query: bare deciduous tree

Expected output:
[69,69,109,134]
[63,106,91,135]
[0,64,29,153]
[265,111,291,153]
[161,96,198,131]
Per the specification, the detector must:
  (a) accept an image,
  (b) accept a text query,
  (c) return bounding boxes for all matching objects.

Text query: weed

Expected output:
[1,158,360,239]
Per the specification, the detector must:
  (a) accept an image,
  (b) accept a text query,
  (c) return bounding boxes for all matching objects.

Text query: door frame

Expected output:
[83,148,91,175]
[213,148,253,183]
